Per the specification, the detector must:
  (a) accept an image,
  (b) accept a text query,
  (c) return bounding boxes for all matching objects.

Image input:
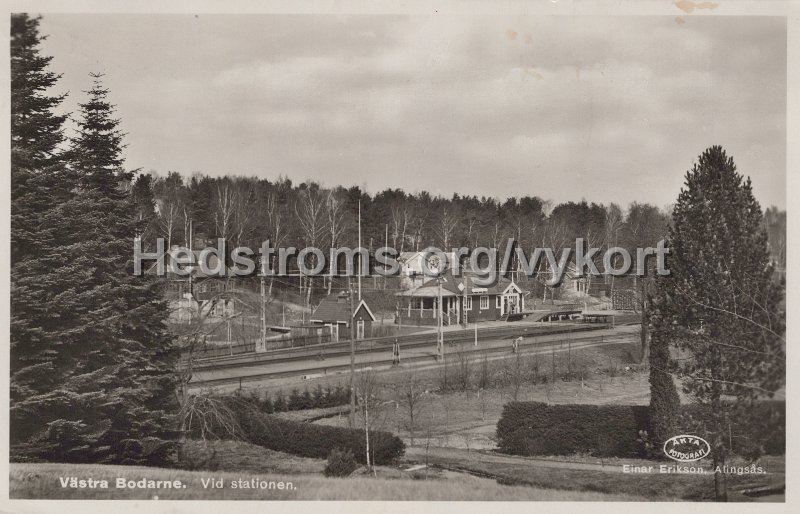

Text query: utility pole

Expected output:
[384,223,388,290]
[260,264,266,352]
[461,273,468,328]
[349,286,356,428]
[227,317,232,356]
[396,300,402,331]
[188,219,193,296]
[437,277,444,362]
[358,199,362,302]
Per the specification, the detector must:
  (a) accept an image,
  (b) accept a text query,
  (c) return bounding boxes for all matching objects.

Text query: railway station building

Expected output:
[396,273,525,326]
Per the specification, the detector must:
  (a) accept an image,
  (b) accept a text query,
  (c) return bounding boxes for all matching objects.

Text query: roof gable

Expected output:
[311,294,375,323]
[353,300,376,321]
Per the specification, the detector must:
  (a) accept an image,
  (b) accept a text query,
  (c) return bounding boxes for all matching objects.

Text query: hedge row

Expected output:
[680,401,785,457]
[224,397,405,465]
[496,402,650,457]
[247,385,350,413]
[496,400,784,459]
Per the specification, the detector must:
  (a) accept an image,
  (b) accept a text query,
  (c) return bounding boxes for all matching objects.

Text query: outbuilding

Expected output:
[310,291,376,340]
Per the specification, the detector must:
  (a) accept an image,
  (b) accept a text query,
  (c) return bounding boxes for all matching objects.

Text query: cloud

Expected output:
[39,14,786,209]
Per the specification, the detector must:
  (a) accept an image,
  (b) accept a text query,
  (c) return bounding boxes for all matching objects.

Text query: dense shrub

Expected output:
[263,385,350,413]
[221,397,404,465]
[679,400,785,458]
[324,448,358,477]
[496,402,650,457]
[497,400,785,459]
[271,391,288,412]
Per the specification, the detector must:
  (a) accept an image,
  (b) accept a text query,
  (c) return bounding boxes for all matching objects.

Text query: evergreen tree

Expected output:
[131,173,158,247]
[10,12,74,445]
[10,13,72,265]
[11,14,67,171]
[11,71,178,465]
[69,73,129,190]
[646,314,680,452]
[649,146,785,501]
[187,174,214,239]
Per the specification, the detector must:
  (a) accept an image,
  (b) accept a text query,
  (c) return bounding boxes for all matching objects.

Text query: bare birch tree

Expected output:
[326,188,348,294]
[295,184,328,306]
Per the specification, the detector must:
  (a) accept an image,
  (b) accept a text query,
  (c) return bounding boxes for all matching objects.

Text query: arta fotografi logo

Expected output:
[663,435,711,462]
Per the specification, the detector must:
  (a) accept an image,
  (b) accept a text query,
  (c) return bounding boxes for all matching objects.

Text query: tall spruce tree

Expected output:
[131,173,159,248]
[10,12,75,445]
[11,68,178,465]
[11,14,67,172]
[649,146,785,501]
[10,13,72,265]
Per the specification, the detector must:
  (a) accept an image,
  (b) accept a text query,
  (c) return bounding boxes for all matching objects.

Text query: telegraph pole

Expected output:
[384,223,388,290]
[349,285,356,428]
[260,268,266,352]
[461,273,468,328]
[437,277,444,362]
[357,199,362,302]
[188,219,193,296]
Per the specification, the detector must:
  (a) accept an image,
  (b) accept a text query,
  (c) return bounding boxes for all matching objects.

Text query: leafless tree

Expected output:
[354,369,382,472]
[454,348,472,392]
[173,304,243,443]
[501,349,525,401]
[326,188,348,294]
[397,374,427,443]
[411,211,427,251]
[604,203,624,294]
[390,200,411,253]
[622,202,669,363]
[264,189,287,298]
[538,217,569,303]
[213,181,235,242]
[435,206,460,250]
[230,179,256,247]
[294,184,328,306]
[477,351,491,389]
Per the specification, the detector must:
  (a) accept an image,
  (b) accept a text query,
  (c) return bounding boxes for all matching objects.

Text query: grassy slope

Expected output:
[9,462,649,501]
[404,447,785,502]
[178,440,325,474]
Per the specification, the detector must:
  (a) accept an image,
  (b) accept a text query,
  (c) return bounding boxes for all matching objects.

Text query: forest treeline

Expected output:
[133,171,787,271]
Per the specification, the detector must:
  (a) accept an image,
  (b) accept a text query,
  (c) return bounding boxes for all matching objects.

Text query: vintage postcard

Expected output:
[3,0,795,511]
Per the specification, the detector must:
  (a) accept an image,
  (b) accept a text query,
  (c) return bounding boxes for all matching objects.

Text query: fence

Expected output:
[192,319,611,369]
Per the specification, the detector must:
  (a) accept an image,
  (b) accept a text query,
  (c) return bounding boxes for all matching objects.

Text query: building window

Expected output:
[464,297,472,310]
[496,295,502,308]
[480,295,489,310]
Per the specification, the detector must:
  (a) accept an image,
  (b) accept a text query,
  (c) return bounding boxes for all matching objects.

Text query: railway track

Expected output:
[191,322,611,371]
[190,328,637,389]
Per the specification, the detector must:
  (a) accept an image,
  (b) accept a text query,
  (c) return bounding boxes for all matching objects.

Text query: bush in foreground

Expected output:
[496,402,650,457]
[220,396,405,465]
[324,448,358,477]
[496,400,784,459]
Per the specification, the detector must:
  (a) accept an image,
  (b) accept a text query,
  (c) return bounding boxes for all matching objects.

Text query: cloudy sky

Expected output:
[38,14,786,209]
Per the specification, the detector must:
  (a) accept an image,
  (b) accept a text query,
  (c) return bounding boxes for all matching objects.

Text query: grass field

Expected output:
[403,446,785,502]
[178,440,326,475]
[316,348,654,450]
[9,462,651,501]
[13,341,782,502]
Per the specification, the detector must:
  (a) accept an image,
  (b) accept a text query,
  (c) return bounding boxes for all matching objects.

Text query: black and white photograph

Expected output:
[4,0,794,508]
